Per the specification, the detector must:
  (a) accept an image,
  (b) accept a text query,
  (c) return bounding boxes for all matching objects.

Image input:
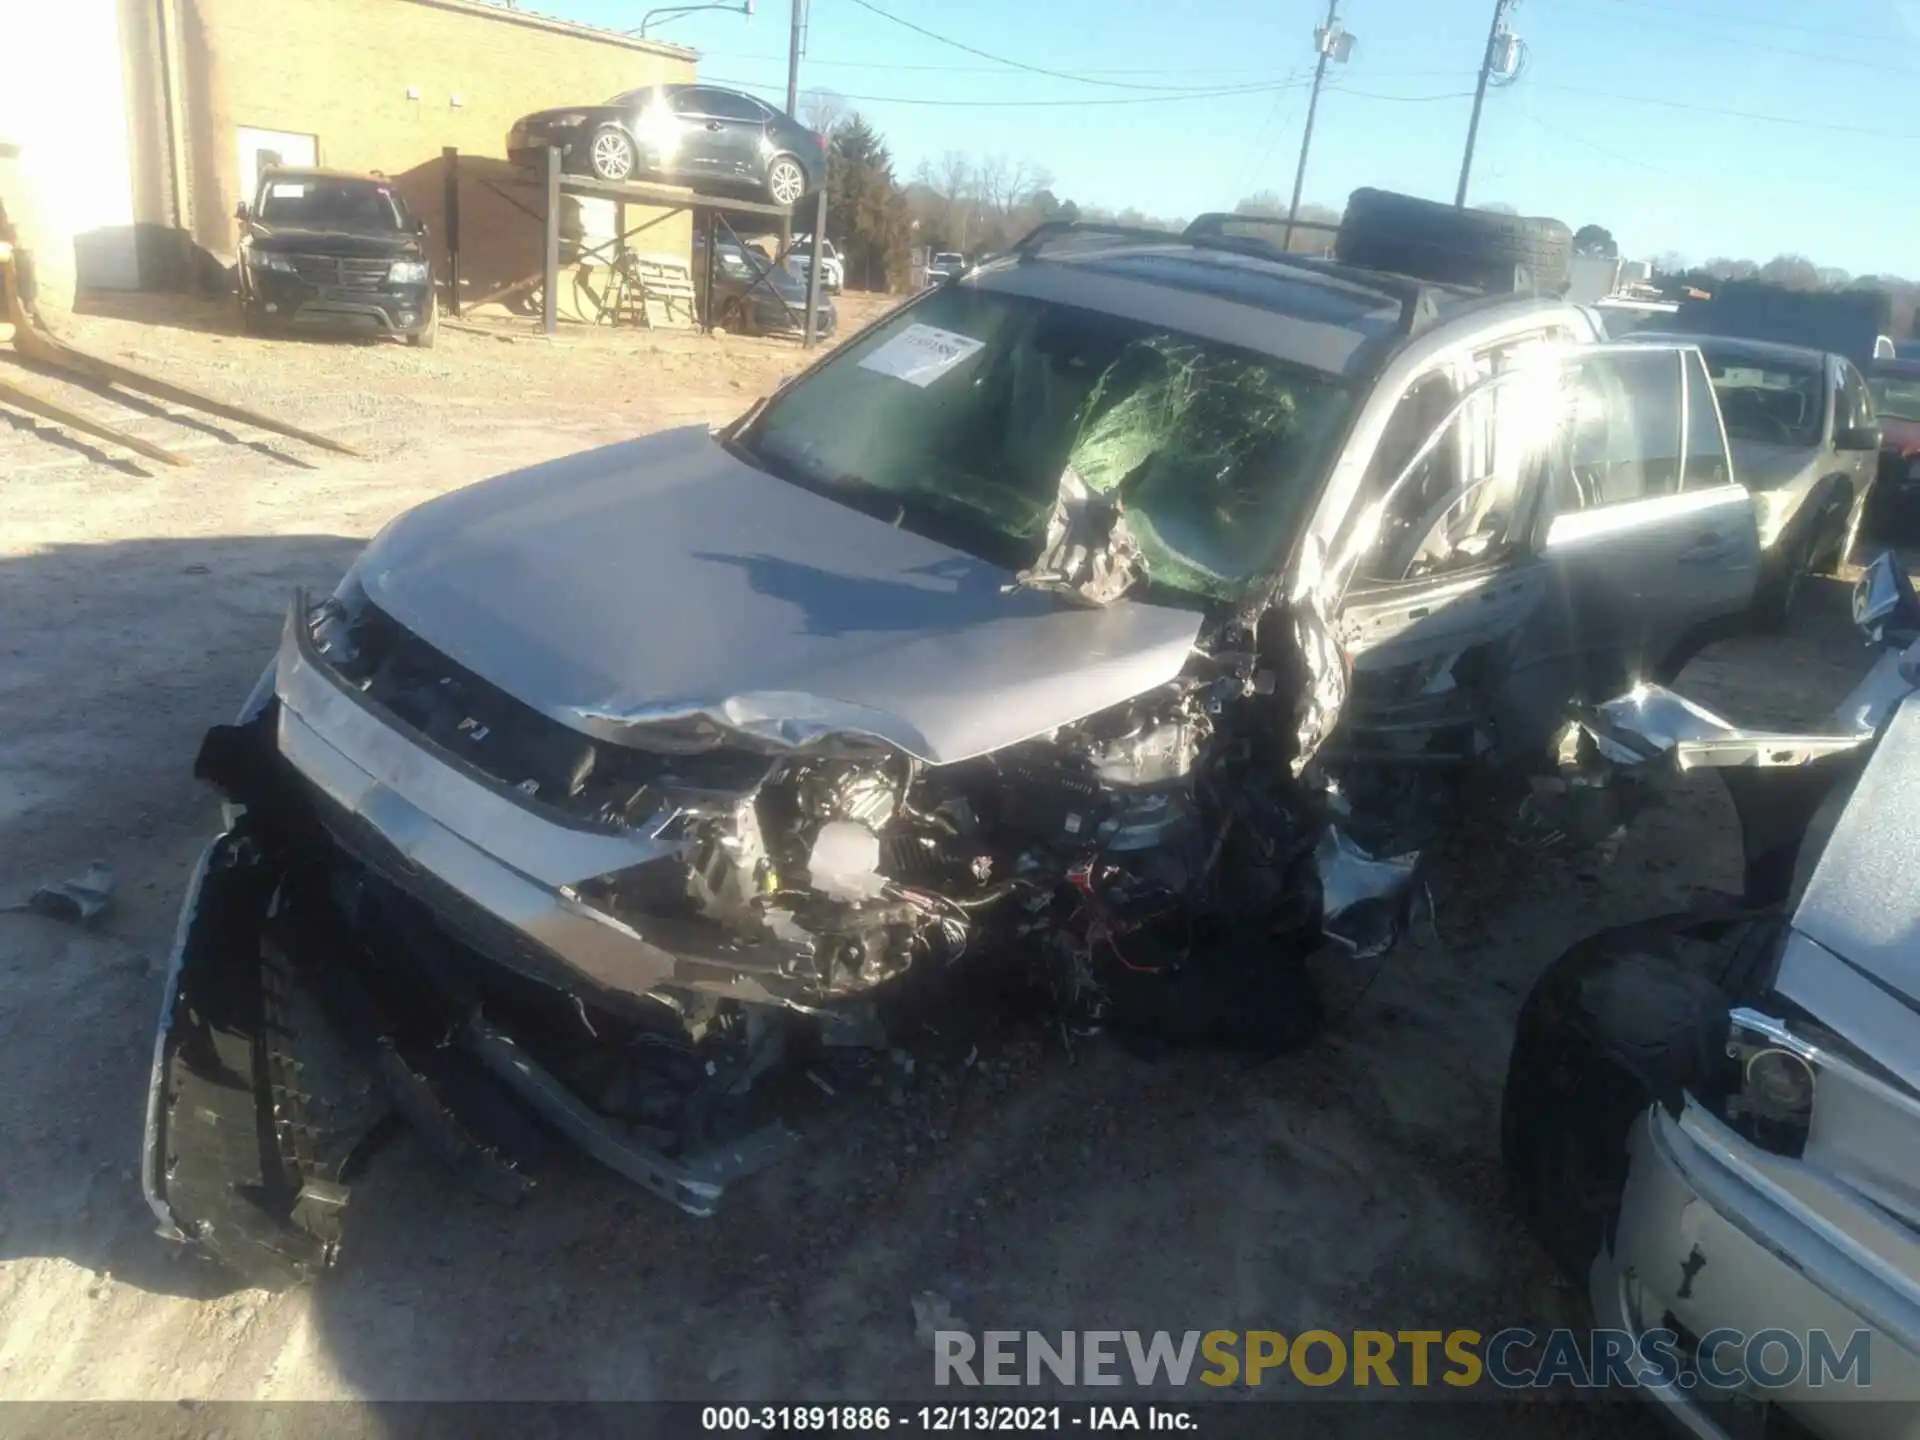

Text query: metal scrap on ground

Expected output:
[0,238,360,467]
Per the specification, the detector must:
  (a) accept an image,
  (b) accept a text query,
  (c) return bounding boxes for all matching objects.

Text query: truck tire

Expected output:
[1335,187,1573,294]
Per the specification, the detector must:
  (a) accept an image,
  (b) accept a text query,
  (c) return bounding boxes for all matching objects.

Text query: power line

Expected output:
[1513,108,1696,183]
[1534,81,1920,141]
[1323,83,1478,102]
[1552,0,1911,46]
[702,74,1315,106]
[1552,0,1920,77]
[835,0,1269,91]
[700,51,1279,75]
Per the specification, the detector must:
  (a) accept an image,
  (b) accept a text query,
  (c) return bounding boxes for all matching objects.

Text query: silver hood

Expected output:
[353,426,1205,765]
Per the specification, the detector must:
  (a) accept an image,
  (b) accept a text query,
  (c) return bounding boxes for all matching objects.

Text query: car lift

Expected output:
[445,146,829,346]
[0,229,358,467]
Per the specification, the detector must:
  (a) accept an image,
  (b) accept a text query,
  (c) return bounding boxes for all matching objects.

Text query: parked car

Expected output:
[1867,358,1920,537]
[144,197,1769,1281]
[508,85,825,206]
[925,250,966,284]
[693,232,835,337]
[234,168,437,347]
[1684,334,1881,628]
[786,235,843,294]
[1502,553,1920,1437]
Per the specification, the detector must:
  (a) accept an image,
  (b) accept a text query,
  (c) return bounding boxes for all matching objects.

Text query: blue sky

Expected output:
[555,0,1920,277]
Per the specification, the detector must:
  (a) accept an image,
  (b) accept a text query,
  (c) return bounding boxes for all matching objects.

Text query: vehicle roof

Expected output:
[969,235,1560,380]
[258,166,393,187]
[1667,332,1836,368]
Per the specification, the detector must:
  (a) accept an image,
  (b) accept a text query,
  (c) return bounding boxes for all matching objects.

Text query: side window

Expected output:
[1353,373,1460,582]
[1841,364,1875,430]
[1555,349,1685,509]
[1461,327,1576,485]
[1682,349,1730,490]
[671,88,719,116]
[704,90,768,122]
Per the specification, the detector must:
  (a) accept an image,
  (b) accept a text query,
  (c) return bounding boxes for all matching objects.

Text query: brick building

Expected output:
[2,0,697,315]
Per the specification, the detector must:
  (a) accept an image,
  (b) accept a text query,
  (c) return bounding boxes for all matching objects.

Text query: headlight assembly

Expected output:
[388,260,430,285]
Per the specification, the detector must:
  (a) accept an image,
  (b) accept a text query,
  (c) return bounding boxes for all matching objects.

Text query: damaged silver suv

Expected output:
[145,212,1766,1282]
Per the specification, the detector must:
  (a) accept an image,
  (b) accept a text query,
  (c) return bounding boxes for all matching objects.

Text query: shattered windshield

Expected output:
[1701,351,1824,446]
[735,286,1352,602]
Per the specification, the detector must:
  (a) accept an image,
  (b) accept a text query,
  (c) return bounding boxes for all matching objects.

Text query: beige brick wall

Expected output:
[177,0,696,318]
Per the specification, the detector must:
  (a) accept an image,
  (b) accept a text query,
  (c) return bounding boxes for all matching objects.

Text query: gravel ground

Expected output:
[0,295,1886,1430]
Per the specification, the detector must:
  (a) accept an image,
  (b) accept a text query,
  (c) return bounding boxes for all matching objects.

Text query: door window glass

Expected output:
[671,88,721,115]
[1682,349,1731,490]
[1554,348,1684,508]
[1356,370,1548,584]
[703,90,769,121]
[1840,364,1875,430]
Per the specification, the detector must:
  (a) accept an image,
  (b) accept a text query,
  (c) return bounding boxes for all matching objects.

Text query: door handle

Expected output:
[705,121,723,131]
[1679,531,1730,560]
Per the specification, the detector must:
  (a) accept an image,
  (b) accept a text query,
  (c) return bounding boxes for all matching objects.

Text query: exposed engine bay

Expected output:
[150,568,1453,1284]
[305,568,1431,999]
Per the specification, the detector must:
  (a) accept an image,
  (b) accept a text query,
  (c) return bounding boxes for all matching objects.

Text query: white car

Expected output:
[787,236,843,293]
[1504,554,1920,1437]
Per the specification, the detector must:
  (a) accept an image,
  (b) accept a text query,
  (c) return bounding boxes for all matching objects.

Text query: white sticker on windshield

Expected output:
[858,323,985,388]
[267,183,308,198]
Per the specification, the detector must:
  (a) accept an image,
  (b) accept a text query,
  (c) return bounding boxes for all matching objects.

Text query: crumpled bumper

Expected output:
[1597,1101,1920,1429]
[141,812,800,1283]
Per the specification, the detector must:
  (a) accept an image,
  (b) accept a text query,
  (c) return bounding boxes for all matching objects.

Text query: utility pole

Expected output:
[1284,0,1353,252]
[1455,0,1515,207]
[786,0,806,116]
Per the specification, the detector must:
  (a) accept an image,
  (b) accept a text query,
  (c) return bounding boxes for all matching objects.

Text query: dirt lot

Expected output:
[0,296,1885,1426]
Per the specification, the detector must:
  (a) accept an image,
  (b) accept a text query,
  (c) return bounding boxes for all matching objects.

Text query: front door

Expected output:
[669,88,760,184]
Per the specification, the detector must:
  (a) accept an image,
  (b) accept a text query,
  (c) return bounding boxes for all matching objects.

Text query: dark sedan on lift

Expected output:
[508,84,826,208]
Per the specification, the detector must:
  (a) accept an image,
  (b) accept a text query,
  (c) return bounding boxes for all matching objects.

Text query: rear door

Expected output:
[1333,339,1759,760]
[671,88,765,183]
[1537,341,1760,687]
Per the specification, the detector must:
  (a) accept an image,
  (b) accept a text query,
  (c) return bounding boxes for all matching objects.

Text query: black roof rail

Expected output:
[1014,216,1449,336]
[1182,211,1339,243]
[1010,220,1189,260]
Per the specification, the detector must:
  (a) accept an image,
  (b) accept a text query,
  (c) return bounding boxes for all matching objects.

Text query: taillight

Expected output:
[815,130,828,153]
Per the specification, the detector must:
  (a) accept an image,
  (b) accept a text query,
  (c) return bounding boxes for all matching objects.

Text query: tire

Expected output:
[1335,187,1573,294]
[587,125,637,183]
[1751,525,1816,633]
[405,293,438,349]
[765,155,807,208]
[1501,904,1763,1286]
[718,296,749,335]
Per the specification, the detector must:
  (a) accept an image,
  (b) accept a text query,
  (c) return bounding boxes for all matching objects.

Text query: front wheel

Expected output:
[587,125,637,182]
[405,294,438,349]
[765,155,807,207]
[1752,530,1814,633]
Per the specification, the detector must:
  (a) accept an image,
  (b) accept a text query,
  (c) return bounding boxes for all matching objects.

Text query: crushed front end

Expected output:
[145,565,1430,1282]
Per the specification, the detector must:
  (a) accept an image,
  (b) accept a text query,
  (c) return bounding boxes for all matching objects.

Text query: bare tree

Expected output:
[800,88,847,134]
